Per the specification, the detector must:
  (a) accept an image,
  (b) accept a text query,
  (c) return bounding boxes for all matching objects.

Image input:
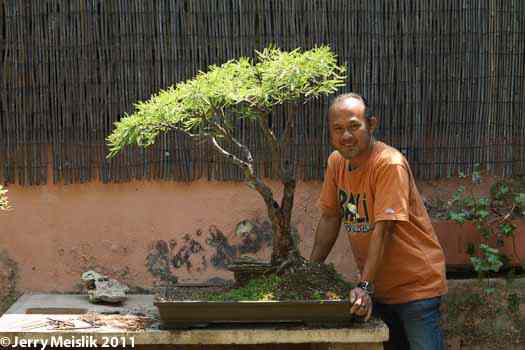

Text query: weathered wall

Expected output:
[0,176,498,293]
[0,180,360,293]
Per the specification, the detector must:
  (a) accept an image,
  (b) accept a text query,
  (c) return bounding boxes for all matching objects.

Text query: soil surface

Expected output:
[156,260,353,302]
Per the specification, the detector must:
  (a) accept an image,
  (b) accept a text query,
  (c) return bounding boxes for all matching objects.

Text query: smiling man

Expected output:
[310,93,447,350]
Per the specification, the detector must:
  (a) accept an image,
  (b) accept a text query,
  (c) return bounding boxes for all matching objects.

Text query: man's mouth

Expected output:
[342,145,357,152]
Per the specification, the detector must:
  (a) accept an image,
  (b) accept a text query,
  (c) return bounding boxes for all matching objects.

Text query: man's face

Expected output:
[328,98,377,160]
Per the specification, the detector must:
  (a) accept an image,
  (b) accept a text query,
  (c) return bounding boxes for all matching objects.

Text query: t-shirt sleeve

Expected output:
[318,153,341,217]
[373,163,410,222]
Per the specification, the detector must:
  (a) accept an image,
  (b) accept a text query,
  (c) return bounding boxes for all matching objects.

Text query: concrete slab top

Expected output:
[0,294,388,345]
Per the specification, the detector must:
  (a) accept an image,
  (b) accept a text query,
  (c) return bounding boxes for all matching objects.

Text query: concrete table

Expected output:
[0,294,388,349]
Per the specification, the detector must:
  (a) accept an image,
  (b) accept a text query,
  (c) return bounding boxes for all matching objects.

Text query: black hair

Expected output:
[327,93,374,121]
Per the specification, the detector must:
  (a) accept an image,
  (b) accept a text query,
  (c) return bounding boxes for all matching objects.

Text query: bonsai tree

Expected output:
[107,46,346,267]
[0,185,9,211]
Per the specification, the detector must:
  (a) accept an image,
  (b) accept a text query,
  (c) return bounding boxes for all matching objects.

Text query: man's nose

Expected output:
[341,129,354,141]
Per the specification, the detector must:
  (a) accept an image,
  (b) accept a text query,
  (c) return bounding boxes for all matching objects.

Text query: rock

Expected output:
[81,270,107,289]
[82,270,129,304]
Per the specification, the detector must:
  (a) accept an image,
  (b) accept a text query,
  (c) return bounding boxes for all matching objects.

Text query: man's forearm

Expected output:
[310,214,341,262]
[361,220,393,283]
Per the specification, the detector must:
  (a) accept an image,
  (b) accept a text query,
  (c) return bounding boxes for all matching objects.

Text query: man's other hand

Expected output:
[349,287,372,321]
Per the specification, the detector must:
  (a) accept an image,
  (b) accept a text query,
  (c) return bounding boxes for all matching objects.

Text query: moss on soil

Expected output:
[157,261,353,302]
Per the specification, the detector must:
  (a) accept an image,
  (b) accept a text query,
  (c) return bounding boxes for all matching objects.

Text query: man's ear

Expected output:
[368,116,378,134]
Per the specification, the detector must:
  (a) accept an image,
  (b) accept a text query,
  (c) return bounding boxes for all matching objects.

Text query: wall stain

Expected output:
[145,219,277,281]
[172,237,204,272]
[145,240,178,284]
[207,225,237,269]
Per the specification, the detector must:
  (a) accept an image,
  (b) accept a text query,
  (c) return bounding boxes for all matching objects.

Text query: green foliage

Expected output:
[469,244,503,275]
[198,261,353,301]
[515,193,525,209]
[447,170,525,278]
[106,46,346,157]
[311,291,323,300]
[206,275,283,301]
[0,185,10,211]
[500,222,516,237]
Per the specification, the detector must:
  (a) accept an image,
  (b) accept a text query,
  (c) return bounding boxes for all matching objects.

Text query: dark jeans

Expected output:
[373,296,444,350]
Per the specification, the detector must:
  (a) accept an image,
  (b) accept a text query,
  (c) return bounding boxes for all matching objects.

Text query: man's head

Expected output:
[327,93,378,161]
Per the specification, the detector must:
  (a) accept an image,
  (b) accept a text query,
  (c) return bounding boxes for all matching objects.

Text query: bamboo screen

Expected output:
[1,0,524,185]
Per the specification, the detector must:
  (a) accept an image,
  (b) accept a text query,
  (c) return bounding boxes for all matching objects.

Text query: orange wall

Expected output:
[0,180,359,292]
[0,176,493,293]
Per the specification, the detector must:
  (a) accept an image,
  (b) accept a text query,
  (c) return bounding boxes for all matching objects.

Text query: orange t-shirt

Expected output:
[319,141,447,304]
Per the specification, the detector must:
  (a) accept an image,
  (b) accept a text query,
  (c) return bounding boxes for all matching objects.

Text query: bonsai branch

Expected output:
[154,121,212,144]
[209,116,254,164]
[258,112,282,178]
[210,136,278,220]
[211,137,251,170]
[280,104,297,148]
[487,204,516,226]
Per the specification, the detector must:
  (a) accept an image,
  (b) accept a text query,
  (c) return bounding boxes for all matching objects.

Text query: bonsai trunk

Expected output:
[267,177,298,266]
[207,107,300,267]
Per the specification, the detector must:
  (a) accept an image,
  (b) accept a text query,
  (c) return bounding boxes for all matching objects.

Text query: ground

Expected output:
[443,277,525,349]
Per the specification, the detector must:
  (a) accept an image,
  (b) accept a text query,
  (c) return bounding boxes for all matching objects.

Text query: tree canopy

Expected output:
[107,46,346,157]
[106,46,346,263]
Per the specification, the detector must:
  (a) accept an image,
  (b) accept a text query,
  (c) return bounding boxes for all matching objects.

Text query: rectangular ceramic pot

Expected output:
[154,300,352,327]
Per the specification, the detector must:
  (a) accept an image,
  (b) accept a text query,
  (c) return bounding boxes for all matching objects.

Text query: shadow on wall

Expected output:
[145,219,274,284]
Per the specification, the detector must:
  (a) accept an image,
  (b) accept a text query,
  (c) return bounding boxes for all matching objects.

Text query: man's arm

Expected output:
[350,220,394,321]
[310,214,341,262]
[361,220,394,283]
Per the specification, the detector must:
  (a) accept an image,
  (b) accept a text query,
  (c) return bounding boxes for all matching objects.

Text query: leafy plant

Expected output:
[469,244,503,275]
[106,46,346,266]
[447,165,525,281]
[206,275,283,301]
[0,185,10,211]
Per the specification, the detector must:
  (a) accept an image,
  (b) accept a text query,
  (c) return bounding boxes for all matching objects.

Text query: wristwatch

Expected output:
[357,281,374,296]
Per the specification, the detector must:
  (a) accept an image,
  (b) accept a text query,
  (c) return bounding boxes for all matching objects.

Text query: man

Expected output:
[310,93,447,350]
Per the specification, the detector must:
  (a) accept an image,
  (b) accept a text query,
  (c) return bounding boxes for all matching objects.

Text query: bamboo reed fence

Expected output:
[0,0,524,185]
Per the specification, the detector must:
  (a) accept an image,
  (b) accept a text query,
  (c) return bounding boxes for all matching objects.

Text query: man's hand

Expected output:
[349,287,373,321]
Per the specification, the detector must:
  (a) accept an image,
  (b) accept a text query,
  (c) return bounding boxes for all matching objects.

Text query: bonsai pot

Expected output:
[154,299,353,327]
[433,219,525,269]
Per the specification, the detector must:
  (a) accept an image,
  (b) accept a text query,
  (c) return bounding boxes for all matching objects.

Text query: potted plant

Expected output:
[107,46,353,326]
[433,167,525,279]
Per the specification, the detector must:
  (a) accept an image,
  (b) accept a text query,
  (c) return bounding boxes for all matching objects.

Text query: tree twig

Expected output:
[209,118,254,164]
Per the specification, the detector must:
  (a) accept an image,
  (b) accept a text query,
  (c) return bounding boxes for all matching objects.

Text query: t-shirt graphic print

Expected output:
[339,190,372,233]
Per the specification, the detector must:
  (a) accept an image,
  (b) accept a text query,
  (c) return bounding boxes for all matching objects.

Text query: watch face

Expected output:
[357,281,373,294]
